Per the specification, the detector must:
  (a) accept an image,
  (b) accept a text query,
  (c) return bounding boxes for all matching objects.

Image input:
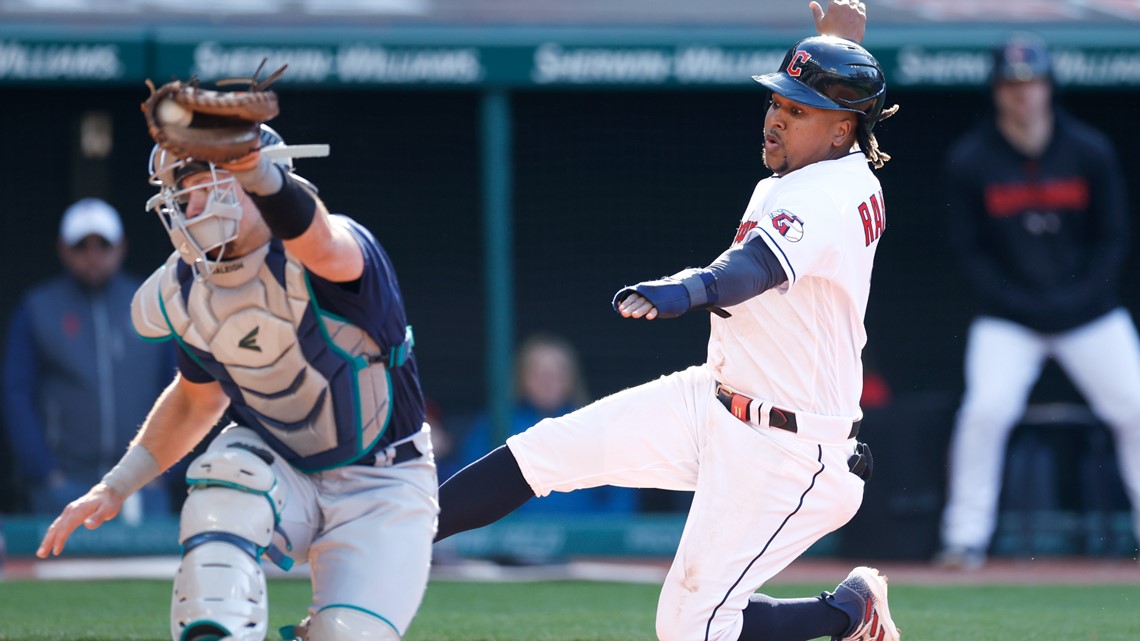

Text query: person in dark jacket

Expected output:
[937,32,1140,568]
[2,198,175,516]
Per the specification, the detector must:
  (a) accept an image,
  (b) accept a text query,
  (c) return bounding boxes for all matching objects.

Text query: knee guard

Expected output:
[171,432,285,641]
[307,607,401,641]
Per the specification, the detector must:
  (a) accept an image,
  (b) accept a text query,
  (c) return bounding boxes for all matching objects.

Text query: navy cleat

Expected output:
[834,566,900,641]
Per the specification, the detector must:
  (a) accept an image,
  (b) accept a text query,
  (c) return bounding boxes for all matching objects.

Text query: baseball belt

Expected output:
[360,432,426,467]
[715,383,861,440]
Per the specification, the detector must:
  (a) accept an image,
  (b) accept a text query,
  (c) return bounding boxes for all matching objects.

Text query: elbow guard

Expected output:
[675,269,732,318]
[612,269,730,319]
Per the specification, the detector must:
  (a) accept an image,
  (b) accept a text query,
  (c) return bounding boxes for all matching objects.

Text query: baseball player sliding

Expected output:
[36,80,436,640]
[435,2,901,641]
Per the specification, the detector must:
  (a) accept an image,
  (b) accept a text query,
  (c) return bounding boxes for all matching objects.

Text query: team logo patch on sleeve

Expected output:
[769,209,805,242]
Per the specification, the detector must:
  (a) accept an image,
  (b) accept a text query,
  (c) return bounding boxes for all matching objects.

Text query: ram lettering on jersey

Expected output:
[733,220,758,243]
[769,209,805,242]
[857,191,886,247]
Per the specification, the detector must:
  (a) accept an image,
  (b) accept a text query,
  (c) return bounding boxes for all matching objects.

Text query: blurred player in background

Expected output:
[3,198,174,517]
[937,32,1140,569]
[36,116,436,640]
[435,2,903,640]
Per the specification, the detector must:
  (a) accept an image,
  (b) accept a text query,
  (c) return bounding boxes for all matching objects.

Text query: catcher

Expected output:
[37,67,437,641]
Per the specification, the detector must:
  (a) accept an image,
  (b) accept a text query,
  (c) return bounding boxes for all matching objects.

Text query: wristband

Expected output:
[248,172,318,240]
[100,445,161,498]
[674,268,716,307]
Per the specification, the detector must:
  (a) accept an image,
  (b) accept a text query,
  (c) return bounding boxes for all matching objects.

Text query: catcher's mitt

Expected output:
[141,62,286,165]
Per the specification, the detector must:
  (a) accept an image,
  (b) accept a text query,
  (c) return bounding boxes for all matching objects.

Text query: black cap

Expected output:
[992,32,1052,82]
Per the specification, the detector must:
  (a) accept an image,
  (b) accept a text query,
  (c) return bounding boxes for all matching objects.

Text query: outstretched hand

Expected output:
[811,0,866,43]
[36,484,125,558]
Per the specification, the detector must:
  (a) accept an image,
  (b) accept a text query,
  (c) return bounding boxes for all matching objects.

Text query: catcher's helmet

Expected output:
[145,125,291,278]
[145,124,327,279]
[753,36,887,130]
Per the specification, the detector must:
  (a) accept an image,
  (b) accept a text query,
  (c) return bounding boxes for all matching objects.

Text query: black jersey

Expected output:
[945,109,1129,333]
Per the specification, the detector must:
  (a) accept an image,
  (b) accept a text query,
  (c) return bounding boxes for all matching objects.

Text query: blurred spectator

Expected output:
[937,33,1140,568]
[2,198,176,517]
[454,332,638,515]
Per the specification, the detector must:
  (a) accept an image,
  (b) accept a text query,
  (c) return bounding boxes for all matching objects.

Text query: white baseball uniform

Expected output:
[941,309,1140,550]
[508,152,885,641]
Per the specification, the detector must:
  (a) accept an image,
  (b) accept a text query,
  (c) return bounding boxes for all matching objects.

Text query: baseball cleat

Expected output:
[835,566,900,641]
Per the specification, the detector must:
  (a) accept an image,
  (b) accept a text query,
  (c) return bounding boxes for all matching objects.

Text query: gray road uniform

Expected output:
[132,216,436,641]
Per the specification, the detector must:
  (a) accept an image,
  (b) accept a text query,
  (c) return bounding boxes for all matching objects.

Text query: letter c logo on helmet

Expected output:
[786,51,812,77]
[753,36,888,131]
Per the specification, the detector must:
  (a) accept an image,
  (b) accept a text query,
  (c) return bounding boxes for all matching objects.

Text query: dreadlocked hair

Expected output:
[856,103,900,169]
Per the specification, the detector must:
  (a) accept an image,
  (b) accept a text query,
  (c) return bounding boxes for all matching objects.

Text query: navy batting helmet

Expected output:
[753,36,887,130]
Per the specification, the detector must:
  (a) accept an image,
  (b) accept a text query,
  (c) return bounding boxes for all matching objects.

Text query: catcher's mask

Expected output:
[752,35,887,130]
[146,124,323,279]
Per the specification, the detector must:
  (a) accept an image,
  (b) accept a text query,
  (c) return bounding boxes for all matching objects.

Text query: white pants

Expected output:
[220,425,439,637]
[507,365,864,641]
[941,309,1140,550]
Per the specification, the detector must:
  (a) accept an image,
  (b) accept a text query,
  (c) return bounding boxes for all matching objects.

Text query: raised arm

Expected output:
[226,152,365,283]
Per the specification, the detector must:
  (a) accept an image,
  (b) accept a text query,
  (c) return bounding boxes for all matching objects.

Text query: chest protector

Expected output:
[132,244,393,471]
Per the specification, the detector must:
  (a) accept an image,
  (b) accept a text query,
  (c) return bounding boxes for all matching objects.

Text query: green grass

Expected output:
[1,578,1138,641]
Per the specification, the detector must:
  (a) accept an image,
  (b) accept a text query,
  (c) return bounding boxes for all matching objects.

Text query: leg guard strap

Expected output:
[183,531,261,561]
